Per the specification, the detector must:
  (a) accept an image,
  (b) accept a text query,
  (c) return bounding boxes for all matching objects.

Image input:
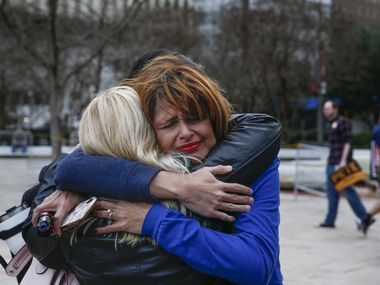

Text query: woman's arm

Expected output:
[54,113,280,200]
[144,159,281,284]
[55,147,160,202]
[95,158,282,285]
[55,148,251,221]
[54,113,279,219]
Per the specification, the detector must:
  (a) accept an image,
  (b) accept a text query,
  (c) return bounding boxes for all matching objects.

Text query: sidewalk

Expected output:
[0,146,75,158]
[1,158,379,284]
[280,193,379,285]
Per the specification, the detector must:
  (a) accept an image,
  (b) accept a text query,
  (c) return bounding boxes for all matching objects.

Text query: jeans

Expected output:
[11,144,27,153]
[324,164,367,225]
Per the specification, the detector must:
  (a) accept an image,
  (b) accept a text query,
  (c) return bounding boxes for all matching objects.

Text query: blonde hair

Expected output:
[79,86,188,173]
[77,86,189,246]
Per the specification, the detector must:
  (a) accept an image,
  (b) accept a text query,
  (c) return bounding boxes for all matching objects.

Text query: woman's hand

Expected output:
[179,166,254,222]
[32,190,86,236]
[151,165,253,222]
[92,198,152,235]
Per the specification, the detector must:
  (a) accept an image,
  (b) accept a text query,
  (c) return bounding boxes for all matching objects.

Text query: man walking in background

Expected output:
[320,100,375,235]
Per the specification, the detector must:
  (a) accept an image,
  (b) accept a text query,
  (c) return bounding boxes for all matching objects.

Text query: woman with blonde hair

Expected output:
[79,86,188,176]
[77,85,192,246]
[29,50,282,285]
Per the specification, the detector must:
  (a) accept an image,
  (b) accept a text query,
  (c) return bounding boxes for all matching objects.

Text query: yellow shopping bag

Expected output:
[329,160,367,191]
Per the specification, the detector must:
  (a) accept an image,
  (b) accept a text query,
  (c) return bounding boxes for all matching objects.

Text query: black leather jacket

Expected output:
[22,113,281,285]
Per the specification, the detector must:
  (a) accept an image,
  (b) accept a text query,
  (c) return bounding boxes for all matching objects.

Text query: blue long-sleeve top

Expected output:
[55,150,282,285]
[55,148,160,202]
[372,123,380,147]
[142,158,282,285]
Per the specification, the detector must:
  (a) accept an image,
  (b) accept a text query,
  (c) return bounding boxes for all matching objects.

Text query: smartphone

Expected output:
[60,197,97,230]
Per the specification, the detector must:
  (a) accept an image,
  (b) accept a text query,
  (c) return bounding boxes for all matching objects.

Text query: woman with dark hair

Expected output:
[29,51,283,285]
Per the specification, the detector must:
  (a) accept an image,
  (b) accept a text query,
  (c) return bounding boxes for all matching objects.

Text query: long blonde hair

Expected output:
[77,86,189,246]
[79,86,188,173]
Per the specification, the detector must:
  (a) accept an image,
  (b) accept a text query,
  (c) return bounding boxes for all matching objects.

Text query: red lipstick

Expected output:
[178,142,201,154]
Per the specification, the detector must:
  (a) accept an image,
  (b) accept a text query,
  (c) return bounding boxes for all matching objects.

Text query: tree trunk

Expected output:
[261,63,277,116]
[0,71,6,129]
[48,0,62,159]
[50,81,62,159]
[279,74,289,141]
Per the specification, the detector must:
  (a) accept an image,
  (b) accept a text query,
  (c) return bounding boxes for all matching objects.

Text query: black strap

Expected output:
[0,223,24,240]
[0,255,7,270]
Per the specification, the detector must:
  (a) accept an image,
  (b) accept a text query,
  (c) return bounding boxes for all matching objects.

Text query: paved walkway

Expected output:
[280,193,379,285]
[0,158,379,284]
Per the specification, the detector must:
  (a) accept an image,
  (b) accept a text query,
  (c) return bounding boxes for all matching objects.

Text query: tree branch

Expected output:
[0,0,51,70]
[62,0,146,86]
[48,0,60,79]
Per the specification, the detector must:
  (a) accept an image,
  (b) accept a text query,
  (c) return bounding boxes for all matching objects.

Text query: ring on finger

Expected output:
[106,209,113,220]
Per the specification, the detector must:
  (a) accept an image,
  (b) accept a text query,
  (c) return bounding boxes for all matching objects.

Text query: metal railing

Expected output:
[293,143,329,200]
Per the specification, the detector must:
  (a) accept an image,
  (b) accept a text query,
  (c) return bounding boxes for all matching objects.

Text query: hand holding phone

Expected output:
[60,197,97,230]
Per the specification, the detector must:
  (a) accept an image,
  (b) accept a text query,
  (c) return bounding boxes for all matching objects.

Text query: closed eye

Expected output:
[160,119,178,129]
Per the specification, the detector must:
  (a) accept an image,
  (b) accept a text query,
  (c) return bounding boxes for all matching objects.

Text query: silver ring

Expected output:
[106,209,113,220]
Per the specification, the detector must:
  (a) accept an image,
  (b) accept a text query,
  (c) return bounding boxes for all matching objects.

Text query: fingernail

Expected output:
[249,198,254,204]
[245,206,251,212]
[226,165,232,171]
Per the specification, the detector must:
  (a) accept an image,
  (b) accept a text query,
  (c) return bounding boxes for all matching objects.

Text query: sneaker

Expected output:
[357,215,376,236]
[319,222,335,228]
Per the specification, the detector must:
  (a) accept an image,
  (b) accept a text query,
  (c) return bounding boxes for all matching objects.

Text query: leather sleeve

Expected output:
[193,113,282,185]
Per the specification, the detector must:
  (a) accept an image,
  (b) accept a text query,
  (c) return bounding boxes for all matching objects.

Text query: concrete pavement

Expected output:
[0,158,51,285]
[280,193,380,285]
[0,157,379,284]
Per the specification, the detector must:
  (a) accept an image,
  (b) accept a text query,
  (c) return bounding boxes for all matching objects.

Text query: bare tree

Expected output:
[0,0,146,158]
[96,0,204,92]
[213,0,325,136]
[328,10,380,128]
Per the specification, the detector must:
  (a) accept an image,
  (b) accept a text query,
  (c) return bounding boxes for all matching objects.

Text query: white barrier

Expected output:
[293,144,329,200]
